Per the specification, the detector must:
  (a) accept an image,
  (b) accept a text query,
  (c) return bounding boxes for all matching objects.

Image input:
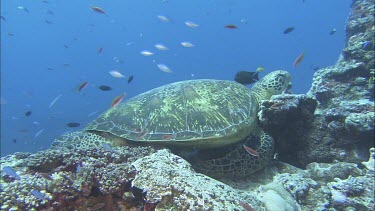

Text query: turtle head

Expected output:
[252,70,292,101]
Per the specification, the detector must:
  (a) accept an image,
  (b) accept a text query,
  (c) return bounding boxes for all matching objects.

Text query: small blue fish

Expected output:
[34,128,45,138]
[17,6,29,13]
[30,190,45,200]
[102,143,114,151]
[363,41,372,50]
[2,166,20,180]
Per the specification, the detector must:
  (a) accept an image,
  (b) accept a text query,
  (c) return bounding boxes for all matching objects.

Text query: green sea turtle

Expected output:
[52,70,292,178]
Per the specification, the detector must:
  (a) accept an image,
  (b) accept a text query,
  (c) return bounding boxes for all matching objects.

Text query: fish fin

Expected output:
[252,72,259,81]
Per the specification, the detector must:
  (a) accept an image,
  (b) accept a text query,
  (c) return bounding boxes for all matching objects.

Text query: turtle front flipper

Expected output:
[51,131,126,150]
[190,130,274,179]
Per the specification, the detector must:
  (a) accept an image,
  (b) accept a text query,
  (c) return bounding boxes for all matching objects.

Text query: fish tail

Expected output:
[253,72,259,81]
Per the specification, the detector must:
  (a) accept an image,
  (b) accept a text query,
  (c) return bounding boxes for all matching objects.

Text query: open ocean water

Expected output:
[1,0,351,156]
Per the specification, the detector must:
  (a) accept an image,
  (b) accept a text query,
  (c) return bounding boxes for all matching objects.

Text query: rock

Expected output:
[259,183,301,211]
[259,94,317,130]
[327,175,370,210]
[361,148,375,171]
[132,149,262,210]
[252,159,374,211]
[270,0,375,166]
[345,112,374,133]
[306,162,362,182]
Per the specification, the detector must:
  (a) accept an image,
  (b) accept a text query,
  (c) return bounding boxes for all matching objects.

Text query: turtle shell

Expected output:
[85,79,259,149]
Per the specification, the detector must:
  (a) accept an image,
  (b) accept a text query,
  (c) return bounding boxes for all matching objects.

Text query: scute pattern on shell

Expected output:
[86,80,258,147]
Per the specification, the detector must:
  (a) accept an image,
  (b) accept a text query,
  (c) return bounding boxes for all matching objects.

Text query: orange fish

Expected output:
[137,130,148,140]
[90,6,106,15]
[162,134,172,140]
[78,82,89,92]
[293,52,305,68]
[239,201,254,211]
[243,144,259,156]
[225,24,238,29]
[111,93,125,107]
[98,47,103,53]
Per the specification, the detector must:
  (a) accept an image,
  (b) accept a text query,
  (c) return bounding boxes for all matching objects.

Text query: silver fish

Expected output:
[49,94,63,108]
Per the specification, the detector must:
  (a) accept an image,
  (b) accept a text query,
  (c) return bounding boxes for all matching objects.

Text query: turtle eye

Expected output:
[276,74,285,79]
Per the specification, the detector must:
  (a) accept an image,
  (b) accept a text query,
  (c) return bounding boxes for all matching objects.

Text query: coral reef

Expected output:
[132,149,262,210]
[2,146,374,210]
[259,0,374,168]
[266,156,375,210]
[1,146,156,210]
[305,0,375,165]
[0,147,262,210]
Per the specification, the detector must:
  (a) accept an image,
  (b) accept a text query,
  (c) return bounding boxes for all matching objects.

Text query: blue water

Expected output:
[1,0,351,156]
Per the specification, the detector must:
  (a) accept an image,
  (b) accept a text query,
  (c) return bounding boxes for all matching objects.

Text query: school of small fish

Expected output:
[140,50,154,56]
[90,6,106,15]
[3,1,332,164]
[157,64,173,73]
[185,21,199,28]
[48,94,63,109]
[111,93,126,107]
[293,52,305,68]
[157,15,170,22]
[154,43,169,51]
[181,41,194,47]
[78,82,89,92]
[109,70,126,78]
